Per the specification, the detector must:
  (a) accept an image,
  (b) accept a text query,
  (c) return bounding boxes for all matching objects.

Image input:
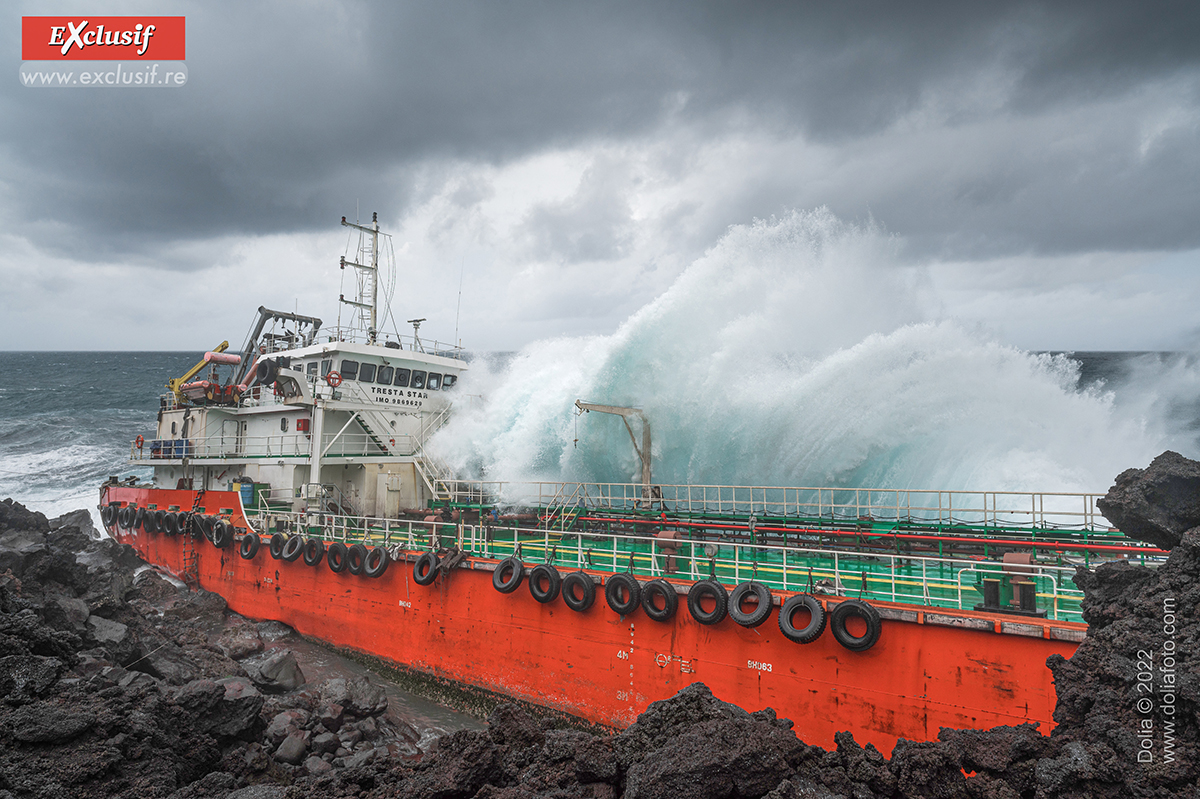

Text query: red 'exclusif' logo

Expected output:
[22,17,185,60]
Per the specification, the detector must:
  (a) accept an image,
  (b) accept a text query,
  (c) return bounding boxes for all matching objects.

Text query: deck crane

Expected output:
[574,400,653,500]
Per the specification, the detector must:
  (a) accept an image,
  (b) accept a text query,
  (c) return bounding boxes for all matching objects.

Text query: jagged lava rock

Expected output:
[1097,450,1200,549]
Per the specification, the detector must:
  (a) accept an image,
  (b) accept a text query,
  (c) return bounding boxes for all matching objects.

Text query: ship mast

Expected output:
[340,212,381,343]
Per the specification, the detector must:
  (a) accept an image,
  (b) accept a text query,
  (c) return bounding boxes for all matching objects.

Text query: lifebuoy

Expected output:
[239,533,260,559]
[641,578,678,622]
[281,535,304,562]
[687,579,728,626]
[135,435,144,450]
[303,538,326,567]
[325,371,343,388]
[413,551,439,585]
[778,594,826,644]
[492,557,523,593]
[829,599,882,652]
[728,581,773,628]
[327,541,348,573]
[364,547,389,578]
[562,571,595,612]
[605,573,641,616]
[346,543,368,575]
[528,564,561,604]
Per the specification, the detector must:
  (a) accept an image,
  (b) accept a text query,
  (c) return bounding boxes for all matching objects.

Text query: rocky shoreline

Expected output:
[3,451,1199,798]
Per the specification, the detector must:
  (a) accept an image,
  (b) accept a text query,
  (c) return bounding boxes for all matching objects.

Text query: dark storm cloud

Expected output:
[4,0,1200,261]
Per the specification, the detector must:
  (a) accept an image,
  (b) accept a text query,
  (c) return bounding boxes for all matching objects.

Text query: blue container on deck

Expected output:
[238,481,254,507]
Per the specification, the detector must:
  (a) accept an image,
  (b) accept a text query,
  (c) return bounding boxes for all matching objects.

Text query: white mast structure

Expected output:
[339,212,382,343]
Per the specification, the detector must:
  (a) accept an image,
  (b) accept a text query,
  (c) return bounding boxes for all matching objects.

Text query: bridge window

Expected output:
[410,370,426,389]
[321,359,332,376]
[377,365,393,384]
[442,374,457,389]
[394,368,410,388]
[427,373,442,390]
[359,363,377,383]
[307,362,318,376]
[340,360,359,380]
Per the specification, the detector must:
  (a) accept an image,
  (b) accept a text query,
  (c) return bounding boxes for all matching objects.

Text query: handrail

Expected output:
[431,479,1119,532]
[239,504,1092,622]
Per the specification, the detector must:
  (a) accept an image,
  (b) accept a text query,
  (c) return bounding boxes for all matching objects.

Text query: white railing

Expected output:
[129,431,416,461]
[436,479,1116,532]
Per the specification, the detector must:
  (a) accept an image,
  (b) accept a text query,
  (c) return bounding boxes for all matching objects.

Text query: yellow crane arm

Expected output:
[166,341,230,401]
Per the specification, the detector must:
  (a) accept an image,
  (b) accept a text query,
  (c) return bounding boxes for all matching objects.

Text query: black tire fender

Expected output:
[728,581,773,628]
[528,563,561,604]
[492,557,524,593]
[101,504,118,529]
[829,599,882,652]
[413,551,439,585]
[134,507,146,530]
[687,579,728,625]
[641,578,678,622]
[778,594,827,644]
[327,541,348,573]
[303,538,326,567]
[150,510,166,534]
[562,571,596,612]
[239,533,260,559]
[211,521,233,548]
[269,533,286,559]
[364,547,389,578]
[164,512,181,536]
[605,573,641,616]
[281,535,303,562]
[346,543,368,575]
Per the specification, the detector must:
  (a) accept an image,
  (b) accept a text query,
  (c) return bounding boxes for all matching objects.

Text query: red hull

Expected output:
[104,487,1084,756]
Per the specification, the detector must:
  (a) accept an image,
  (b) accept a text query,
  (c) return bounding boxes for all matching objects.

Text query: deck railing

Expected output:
[436,479,1116,532]
[242,506,1097,622]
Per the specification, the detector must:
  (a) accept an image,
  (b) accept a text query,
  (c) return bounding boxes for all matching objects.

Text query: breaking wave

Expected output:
[432,209,1198,493]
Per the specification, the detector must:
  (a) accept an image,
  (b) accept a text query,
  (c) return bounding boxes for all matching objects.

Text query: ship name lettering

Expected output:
[747,660,772,672]
[398,600,411,608]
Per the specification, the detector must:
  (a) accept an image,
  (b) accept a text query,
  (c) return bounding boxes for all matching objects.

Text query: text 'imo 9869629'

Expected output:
[100,213,1163,756]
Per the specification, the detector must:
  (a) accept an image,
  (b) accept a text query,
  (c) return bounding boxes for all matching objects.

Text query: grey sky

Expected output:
[3,1,1199,351]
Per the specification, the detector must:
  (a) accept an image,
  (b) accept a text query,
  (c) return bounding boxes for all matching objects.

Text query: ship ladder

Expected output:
[180,533,200,590]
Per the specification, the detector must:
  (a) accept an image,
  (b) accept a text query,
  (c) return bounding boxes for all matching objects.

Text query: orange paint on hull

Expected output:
[104,487,1081,756]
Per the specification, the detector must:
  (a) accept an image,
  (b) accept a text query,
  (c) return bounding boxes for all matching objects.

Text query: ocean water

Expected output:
[2,212,1198,524]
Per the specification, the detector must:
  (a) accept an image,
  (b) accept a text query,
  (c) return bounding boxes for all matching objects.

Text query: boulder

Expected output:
[304,754,334,775]
[49,509,99,540]
[274,730,309,765]
[265,709,310,746]
[215,624,263,660]
[312,731,341,755]
[316,701,344,732]
[85,614,133,663]
[138,642,201,684]
[8,702,95,743]
[0,654,63,700]
[318,676,387,716]
[43,595,90,631]
[248,649,306,693]
[1097,451,1200,549]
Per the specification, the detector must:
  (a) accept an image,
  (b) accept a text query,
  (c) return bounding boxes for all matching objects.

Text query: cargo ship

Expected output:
[99,214,1165,756]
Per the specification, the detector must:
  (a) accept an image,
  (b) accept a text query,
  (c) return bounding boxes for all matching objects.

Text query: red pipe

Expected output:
[574,514,1165,556]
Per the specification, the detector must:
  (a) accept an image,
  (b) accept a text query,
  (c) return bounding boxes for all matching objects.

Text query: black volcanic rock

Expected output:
[1097,450,1200,549]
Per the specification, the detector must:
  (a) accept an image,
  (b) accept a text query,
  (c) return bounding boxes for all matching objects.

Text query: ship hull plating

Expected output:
[104,487,1081,756]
